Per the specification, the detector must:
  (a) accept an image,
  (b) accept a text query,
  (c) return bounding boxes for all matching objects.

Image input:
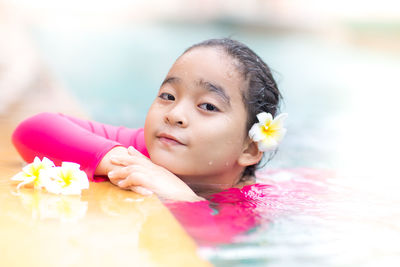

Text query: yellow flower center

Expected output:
[59,170,74,188]
[30,164,43,178]
[261,125,271,136]
[261,124,279,139]
[29,164,47,187]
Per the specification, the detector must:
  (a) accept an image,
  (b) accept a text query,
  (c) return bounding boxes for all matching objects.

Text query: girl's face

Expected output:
[144,47,250,185]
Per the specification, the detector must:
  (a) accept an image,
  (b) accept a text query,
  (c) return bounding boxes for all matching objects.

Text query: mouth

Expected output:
[157,133,186,146]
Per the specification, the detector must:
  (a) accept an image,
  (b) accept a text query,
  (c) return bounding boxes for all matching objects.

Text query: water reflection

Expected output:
[193,169,400,266]
[167,169,334,247]
[14,190,88,222]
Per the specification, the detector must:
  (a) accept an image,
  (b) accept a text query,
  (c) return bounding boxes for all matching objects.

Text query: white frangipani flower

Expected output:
[11,157,55,190]
[249,112,288,152]
[12,157,89,195]
[39,162,89,195]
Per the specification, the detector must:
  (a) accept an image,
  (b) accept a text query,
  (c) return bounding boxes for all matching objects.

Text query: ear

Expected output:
[238,138,263,167]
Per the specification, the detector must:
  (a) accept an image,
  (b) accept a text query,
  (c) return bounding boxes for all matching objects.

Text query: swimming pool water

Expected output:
[32,23,400,266]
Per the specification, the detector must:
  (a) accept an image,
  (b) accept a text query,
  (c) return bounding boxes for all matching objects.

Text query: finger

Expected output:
[118,178,131,189]
[128,146,147,158]
[110,153,141,166]
[108,165,139,180]
[110,147,148,166]
[117,172,145,189]
[129,186,153,196]
[108,176,124,186]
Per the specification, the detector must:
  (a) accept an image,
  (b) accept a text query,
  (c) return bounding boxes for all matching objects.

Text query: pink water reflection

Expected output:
[167,168,334,246]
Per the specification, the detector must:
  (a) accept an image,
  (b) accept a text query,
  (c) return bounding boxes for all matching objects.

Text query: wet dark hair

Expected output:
[184,38,282,178]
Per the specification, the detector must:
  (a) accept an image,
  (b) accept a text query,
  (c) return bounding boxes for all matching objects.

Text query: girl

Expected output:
[12,38,285,202]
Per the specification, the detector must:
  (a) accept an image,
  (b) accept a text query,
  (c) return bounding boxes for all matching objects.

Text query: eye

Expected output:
[159,92,175,101]
[199,103,219,112]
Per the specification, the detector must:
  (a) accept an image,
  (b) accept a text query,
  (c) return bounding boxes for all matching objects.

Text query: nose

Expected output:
[164,103,188,128]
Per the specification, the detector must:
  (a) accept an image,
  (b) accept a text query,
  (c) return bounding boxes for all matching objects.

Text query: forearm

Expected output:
[12,112,121,181]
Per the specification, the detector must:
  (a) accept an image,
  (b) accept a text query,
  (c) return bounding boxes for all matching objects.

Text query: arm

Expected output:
[12,112,148,182]
[12,112,199,199]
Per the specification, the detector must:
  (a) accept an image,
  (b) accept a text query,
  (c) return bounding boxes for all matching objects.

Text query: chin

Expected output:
[149,153,186,174]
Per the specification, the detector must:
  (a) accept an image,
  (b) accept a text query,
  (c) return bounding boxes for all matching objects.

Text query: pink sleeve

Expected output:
[12,112,148,182]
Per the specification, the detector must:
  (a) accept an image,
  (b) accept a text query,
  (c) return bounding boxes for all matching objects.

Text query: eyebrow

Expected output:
[197,79,231,106]
[161,76,231,106]
[161,76,180,87]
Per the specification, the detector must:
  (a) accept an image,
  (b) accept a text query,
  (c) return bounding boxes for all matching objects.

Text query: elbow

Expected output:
[12,112,54,142]
[12,112,57,161]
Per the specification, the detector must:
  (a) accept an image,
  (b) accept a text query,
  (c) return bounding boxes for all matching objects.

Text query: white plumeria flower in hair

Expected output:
[249,112,288,152]
[39,162,89,195]
[11,157,55,190]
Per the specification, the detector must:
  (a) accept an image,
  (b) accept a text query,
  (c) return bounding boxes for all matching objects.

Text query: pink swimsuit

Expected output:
[12,112,149,182]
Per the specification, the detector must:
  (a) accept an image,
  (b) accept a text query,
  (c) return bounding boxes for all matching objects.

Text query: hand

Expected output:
[108,146,204,202]
[95,146,152,195]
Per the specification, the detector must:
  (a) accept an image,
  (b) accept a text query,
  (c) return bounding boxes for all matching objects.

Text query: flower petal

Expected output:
[33,156,41,165]
[275,128,287,142]
[76,172,89,189]
[258,136,278,152]
[22,164,35,176]
[11,172,29,181]
[270,113,288,130]
[274,113,288,122]
[41,157,56,168]
[249,124,264,142]
[256,112,273,125]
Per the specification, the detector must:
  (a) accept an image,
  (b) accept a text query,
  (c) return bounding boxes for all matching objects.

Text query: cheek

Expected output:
[192,122,245,163]
[144,106,158,148]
